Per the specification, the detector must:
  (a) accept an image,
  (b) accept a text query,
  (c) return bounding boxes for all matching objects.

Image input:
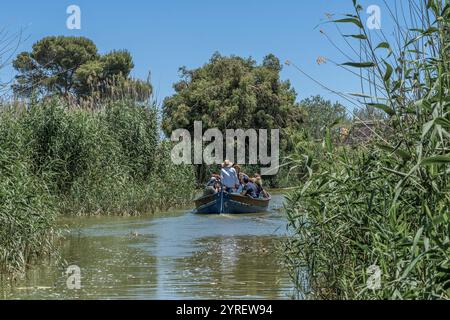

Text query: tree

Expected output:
[300,95,348,139]
[351,106,387,122]
[162,52,303,135]
[12,36,151,101]
[162,52,304,183]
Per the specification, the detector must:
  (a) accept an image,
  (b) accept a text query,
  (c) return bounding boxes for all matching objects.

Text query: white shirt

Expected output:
[220,167,239,188]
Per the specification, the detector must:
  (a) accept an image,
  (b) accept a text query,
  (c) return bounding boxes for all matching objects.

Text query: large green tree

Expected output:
[162,53,303,135]
[162,52,304,183]
[12,36,151,101]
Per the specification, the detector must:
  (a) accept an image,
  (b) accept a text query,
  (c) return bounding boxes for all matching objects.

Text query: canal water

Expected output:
[1,193,294,300]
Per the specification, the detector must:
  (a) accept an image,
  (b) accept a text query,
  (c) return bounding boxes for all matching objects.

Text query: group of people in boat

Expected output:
[204,160,270,199]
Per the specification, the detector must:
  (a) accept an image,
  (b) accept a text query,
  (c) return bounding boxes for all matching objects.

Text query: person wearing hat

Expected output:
[220,160,239,193]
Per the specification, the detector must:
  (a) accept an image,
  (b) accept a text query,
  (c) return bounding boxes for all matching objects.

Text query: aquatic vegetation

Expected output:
[0,111,57,275]
[0,99,196,274]
[284,0,449,299]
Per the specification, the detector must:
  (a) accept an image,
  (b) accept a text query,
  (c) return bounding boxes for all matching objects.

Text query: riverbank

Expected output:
[0,99,196,275]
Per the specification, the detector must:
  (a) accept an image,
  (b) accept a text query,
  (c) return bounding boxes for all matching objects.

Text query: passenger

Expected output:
[254,178,262,198]
[237,172,249,193]
[233,164,241,177]
[241,176,258,199]
[221,160,239,193]
[206,173,220,186]
[238,172,249,183]
[204,174,221,196]
[254,175,269,199]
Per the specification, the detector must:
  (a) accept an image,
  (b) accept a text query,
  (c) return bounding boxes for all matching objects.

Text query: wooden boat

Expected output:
[194,189,271,214]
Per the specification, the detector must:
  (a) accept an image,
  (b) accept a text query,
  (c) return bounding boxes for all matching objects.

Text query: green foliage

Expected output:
[0,111,56,275]
[20,100,195,215]
[284,0,449,299]
[12,36,151,101]
[162,52,305,184]
[162,52,303,134]
[101,50,134,77]
[299,96,348,140]
[23,101,97,193]
[0,99,196,274]
[103,101,158,180]
[13,36,98,96]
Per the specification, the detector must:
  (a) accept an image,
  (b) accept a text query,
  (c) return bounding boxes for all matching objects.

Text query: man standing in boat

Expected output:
[220,160,239,193]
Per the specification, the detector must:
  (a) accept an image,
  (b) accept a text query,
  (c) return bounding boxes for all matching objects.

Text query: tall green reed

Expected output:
[22,99,196,216]
[0,110,57,275]
[0,98,196,275]
[284,0,449,299]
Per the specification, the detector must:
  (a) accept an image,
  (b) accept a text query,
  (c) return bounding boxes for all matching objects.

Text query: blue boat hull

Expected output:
[194,192,270,214]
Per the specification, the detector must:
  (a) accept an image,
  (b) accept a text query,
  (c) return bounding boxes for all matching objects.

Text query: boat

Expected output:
[194,188,271,214]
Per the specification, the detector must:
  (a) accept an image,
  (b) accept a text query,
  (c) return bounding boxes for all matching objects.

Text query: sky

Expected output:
[0,0,392,108]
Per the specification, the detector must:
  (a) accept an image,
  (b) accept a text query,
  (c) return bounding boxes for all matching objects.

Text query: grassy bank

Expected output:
[0,99,196,274]
[284,0,449,299]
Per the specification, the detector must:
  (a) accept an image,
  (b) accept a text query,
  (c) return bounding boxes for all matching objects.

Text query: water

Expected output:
[0,193,294,300]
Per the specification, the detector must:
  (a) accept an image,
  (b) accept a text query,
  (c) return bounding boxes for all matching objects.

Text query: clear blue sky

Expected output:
[0,0,390,108]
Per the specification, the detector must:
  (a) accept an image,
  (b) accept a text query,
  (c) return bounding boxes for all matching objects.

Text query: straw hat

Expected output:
[222,159,233,168]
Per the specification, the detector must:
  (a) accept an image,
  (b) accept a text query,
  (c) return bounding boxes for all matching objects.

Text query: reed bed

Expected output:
[284,0,449,299]
[0,98,196,274]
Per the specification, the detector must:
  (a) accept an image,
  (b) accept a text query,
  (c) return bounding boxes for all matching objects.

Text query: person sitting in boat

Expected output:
[254,175,269,199]
[240,176,258,198]
[221,160,239,193]
[237,172,249,193]
[204,173,221,196]
[233,164,241,177]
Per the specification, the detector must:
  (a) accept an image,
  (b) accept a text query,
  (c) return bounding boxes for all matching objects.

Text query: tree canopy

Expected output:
[12,36,151,101]
[162,53,303,135]
[300,95,348,139]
